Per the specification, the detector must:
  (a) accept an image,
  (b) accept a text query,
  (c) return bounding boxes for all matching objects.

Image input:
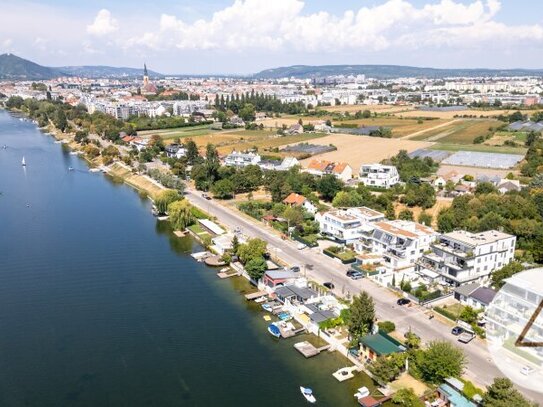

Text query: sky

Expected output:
[1,0,543,74]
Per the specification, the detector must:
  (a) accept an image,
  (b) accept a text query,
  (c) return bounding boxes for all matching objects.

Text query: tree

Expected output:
[491,261,524,289]
[283,206,304,228]
[239,103,256,122]
[332,190,364,208]
[418,341,466,384]
[167,199,194,230]
[185,139,199,164]
[398,209,414,221]
[459,306,479,325]
[404,331,421,349]
[418,211,432,226]
[232,235,240,254]
[211,179,235,199]
[483,378,536,407]
[368,355,402,384]
[377,320,396,333]
[348,291,375,340]
[391,388,424,407]
[475,182,498,195]
[53,109,68,132]
[204,143,220,183]
[245,256,267,281]
[154,190,181,214]
[236,238,267,264]
[317,175,344,201]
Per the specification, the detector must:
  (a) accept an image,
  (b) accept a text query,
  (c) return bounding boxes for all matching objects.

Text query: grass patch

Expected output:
[504,337,541,365]
[431,143,527,155]
[336,117,448,138]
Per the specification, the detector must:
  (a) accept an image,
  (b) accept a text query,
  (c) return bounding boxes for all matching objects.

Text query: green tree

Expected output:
[405,331,421,349]
[283,206,304,228]
[391,388,424,407]
[483,378,536,407]
[332,190,364,208]
[459,306,479,325]
[317,175,344,201]
[348,291,375,340]
[185,139,199,164]
[239,103,256,122]
[211,179,235,199]
[167,199,194,230]
[245,256,267,281]
[398,209,414,221]
[418,341,466,384]
[418,211,432,226]
[154,190,181,214]
[377,320,396,333]
[368,355,401,385]
[475,182,498,195]
[491,261,524,289]
[236,238,267,264]
[204,143,220,183]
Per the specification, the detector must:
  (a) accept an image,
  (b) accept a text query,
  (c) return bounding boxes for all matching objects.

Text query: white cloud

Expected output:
[87,9,119,36]
[2,38,13,48]
[122,0,543,54]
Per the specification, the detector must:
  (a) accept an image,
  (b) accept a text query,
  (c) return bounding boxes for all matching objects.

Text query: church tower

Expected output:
[143,63,149,87]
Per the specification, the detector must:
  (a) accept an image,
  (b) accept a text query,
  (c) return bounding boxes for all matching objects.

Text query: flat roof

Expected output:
[360,331,405,356]
[444,230,514,246]
[198,219,225,235]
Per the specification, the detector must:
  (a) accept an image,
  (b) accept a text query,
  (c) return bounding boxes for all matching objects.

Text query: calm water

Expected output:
[0,110,372,406]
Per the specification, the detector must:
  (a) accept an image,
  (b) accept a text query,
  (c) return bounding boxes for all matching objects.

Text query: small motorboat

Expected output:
[354,386,370,399]
[254,296,267,304]
[300,387,316,403]
[261,303,273,312]
[21,156,26,166]
[277,311,292,321]
[68,167,74,171]
[267,323,281,338]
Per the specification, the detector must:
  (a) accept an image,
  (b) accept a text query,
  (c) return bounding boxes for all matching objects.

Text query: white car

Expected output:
[297,243,307,250]
[520,366,536,376]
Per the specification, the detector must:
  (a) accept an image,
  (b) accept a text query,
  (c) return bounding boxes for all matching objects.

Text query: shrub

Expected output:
[377,321,396,333]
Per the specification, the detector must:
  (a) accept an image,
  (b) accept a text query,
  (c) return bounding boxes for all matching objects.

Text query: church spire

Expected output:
[143,63,148,77]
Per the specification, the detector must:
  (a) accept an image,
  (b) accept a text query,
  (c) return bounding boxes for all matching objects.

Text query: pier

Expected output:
[244,290,268,300]
[294,341,331,357]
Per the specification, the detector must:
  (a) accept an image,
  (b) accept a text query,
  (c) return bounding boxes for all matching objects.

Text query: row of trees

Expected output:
[214,90,307,116]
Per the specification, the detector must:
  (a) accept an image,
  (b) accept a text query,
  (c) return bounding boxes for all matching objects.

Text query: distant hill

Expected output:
[56,65,163,79]
[254,64,543,79]
[0,53,64,80]
[0,54,163,80]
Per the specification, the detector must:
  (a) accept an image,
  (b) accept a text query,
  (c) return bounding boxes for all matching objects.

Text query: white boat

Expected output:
[354,386,370,399]
[21,156,26,166]
[89,168,101,173]
[300,387,316,403]
[68,167,74,171]
[254,296,267,303]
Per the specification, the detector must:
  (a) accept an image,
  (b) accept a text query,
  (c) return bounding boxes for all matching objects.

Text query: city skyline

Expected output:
[1,0,543,74]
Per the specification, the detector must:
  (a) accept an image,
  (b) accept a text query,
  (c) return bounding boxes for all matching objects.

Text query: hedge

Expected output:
[323,249,357,264]
[292,233,318,248]
[434,306,456,321]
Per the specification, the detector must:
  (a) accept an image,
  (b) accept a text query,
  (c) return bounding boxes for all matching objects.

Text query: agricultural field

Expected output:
[321,104,415,114]
[291,134,433,170]
[409,119,501,144]
[430,142,527,155]
[336,117,449,138]
[138,124,216,140]
[399,108,543,120]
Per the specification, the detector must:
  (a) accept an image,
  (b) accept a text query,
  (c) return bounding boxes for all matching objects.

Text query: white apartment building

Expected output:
[224,151,261,168]
[416,230,516,287]
[316,207,385,244]
[354,220,438,272]
[359,164,400,189]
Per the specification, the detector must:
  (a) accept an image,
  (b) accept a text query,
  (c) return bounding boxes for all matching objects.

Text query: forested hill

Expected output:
[0,53,64,80]
[254,64,543,79]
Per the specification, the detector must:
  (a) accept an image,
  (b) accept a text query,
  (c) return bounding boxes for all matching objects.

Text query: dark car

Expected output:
[323,282,335,289]
[290,266,301,273]
[451,326,464,336]
[396,298,411,306]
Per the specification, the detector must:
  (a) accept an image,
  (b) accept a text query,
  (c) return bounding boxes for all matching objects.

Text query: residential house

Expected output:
[224,151,261,167]
[354,220,438,273]
[436,378,477,407]
[287,123,303,135]
[497,179,521,194]
[283,192,317,215]
[258,156,299,171]
[359,164,400,189]
[306,159,353,182]
[454,283,497,310]
[274,285,318,304]
[416,230,516,287]
[262,269,298,288]
[358,330,405,362]
[165,143,186,159]
[130,137,149,151]
[316,207,385,244]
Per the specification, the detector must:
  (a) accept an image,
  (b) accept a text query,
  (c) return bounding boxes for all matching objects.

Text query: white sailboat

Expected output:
[21,156,26,166]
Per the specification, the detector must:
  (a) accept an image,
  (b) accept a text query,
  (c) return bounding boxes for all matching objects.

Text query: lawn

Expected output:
[430,143,527,155]
[334,117,448,138]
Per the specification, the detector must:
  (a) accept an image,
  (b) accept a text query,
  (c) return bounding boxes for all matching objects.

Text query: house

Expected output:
[433,176,446,189]
[224,151,261,167]
[262,269,298,288]
[283,193,317,214]
[358,330,405,362]
[287,123,304,135]
[359,164,400,189]
[229,116,245,127]
[258,156,299,171]
[210,234,235,255]
[274,285,318,304]
[306,159,353,181]
[436,378,477,407]
[497,179,521,194]
[165,143,186,159]
[130,137,149,151]
[454,283,497,310]
[416,230,516,287]
[316,207,385,244]
[354,220,438,273]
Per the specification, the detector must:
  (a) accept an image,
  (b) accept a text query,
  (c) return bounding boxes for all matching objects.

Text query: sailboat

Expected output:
[22,156,26,166]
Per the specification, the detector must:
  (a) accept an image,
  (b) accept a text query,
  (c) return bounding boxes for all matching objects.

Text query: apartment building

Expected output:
[359,164,400,189]
[316,207,385,244]
[224,151,261,168]
[416,230,516,287]
[354,220,438,272]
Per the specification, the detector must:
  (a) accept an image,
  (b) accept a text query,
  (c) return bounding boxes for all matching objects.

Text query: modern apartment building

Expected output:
[224,151,261,167]
[416,230,516,286]
[354,220,438,272]
[316,207,385,244]
[359,164,400,189]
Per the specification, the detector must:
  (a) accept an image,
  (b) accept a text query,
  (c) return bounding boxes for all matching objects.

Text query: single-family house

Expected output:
[359,164,400,189]
[224,151,261,167]
[283,193,318,215]
[287,123,304,135]
[274,285,318,304]
[358,330,405,362]
[454,283,497,310]
[262,269,298,288]
[165,143,186,159]
[306,159,353,181]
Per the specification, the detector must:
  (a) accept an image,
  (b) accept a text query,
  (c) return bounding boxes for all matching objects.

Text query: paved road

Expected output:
[186,189,543,404]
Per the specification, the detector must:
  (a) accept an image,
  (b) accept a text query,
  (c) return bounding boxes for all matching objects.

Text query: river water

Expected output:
[0,110,376,406]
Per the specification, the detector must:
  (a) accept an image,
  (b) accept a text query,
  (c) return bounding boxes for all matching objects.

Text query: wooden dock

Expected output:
[244,290,268,300]
[217,271,237,279]
[294,341,331,358]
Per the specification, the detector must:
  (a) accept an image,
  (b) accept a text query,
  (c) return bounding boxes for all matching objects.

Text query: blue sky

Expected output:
[1,0,543,74]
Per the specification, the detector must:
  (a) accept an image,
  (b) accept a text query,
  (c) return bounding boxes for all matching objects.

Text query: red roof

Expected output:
[283,192,306,206]
[358,396,382,407]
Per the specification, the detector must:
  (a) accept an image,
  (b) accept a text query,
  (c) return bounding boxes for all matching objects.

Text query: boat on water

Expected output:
[267,323,281,338]
[354,386,370,399]
[277,311,292,321]
[89,168,101,173]
[300,387,316,403]
[261,303,273,312]
[68,167,74,171]
[21,156,26,166]
[254,296,267,304]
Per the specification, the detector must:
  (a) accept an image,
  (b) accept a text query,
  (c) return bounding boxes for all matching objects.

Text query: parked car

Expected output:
[350,271,363,280]
[297,243,307,250]
[323,282,335,289]
[290,266,301,273]
[521,366,536,376]
[451,326,464,336]
[396,298,411,306]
